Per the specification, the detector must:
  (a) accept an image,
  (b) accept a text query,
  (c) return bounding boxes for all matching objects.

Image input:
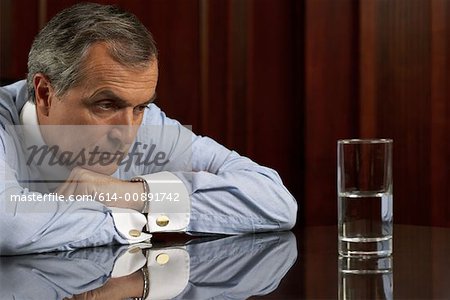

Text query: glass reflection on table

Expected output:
[338,256,393,300]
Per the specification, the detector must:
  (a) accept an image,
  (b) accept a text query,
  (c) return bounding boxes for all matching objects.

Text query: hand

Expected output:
[56,167,145,211]
[65,268,145,300]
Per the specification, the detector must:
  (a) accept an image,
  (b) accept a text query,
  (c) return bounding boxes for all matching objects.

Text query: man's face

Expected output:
[36,43,158,174]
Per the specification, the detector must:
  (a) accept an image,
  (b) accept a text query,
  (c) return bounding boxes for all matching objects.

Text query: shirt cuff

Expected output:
[110,207,152,243]
[111,245,190,300]
[147,246,190,299]
[135,171,190,232]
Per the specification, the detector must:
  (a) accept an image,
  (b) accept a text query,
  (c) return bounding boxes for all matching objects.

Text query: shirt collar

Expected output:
[19,101,47,147]
[19,101,70,189]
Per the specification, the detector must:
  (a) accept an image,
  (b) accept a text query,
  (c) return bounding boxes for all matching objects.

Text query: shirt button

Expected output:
[129,229,141,237]
[156,215,170,227]
[156,253,170,265]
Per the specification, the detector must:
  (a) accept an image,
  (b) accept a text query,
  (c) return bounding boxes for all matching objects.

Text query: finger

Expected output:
[56,167,81,197]
[56,180,77,199]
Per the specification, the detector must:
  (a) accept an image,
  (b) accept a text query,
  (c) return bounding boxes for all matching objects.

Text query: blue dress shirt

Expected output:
[0,80,297,255]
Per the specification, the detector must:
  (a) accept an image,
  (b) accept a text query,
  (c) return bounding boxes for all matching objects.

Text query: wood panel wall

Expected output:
[1,0,448,227]
[304,0,449,227]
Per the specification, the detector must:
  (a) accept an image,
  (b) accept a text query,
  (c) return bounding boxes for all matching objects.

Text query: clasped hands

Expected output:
[56,166,146,212]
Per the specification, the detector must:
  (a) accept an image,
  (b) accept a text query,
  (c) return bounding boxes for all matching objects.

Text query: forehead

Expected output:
[74,43,158,101]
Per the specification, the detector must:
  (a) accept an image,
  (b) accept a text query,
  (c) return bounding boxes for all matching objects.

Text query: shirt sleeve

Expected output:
[136,104,297,234]
[0,151,151,255]
[177,138,298,234]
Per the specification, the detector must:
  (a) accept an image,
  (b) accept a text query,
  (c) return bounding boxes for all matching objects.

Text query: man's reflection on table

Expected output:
[0,232,297,299]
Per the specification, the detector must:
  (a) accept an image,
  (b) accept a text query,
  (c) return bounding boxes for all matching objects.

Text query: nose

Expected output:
[107,109,139,146]
[115,108,136,126]
[108,126,136,147]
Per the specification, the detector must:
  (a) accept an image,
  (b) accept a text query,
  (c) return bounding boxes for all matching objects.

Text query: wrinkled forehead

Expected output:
[70,43,158,99]
[78,42,158,79]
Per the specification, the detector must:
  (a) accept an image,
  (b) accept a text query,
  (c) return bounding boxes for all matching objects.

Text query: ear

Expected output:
[33,73,54,117]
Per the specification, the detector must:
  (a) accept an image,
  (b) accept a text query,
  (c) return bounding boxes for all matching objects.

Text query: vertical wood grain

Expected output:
[246,0,298,190]
[226,0,249,153]
[430,0,449,227]
[359,0,378,138]
[0,0,13,81]
[199,0,209,132]
[0,0,39,81]
[38,0,47,29]
[200,0,229,143]
[376,0,432,225]
[304,0,359,225]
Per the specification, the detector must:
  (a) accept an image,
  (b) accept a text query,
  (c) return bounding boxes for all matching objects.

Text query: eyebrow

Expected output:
[85,90,157,107]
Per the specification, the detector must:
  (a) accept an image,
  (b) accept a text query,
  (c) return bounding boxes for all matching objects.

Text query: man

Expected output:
[0,3,296,255]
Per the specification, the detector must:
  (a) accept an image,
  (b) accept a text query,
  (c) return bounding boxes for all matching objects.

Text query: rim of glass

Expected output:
[338,138,393,144]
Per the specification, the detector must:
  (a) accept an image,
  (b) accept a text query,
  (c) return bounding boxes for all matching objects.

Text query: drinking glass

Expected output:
[337,139,393,256]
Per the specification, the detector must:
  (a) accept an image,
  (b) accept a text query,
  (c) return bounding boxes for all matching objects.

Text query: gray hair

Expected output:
[27,3,157,102]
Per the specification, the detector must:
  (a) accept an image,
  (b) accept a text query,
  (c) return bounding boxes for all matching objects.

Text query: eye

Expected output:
[96,102,118,111]
[134,104,150,113]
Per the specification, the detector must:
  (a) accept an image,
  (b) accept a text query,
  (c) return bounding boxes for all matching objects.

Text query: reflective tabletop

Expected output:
[0,225,449,299]
[255,225,450,300]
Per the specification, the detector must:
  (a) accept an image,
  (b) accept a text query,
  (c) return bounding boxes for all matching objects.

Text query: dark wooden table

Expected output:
[255,225,450,299]
[1,225,448,299]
